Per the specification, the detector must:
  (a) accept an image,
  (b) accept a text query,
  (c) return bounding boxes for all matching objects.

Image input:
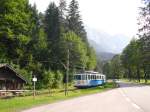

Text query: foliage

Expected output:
[59,31,88,82]
[103,37,149,83]
[53,71,63,88]
[102,62,112,79]
[103,55,123,79]
[86,47,97,70]
[60,31,88,69]
[43,70,55,94]
[0,0,97,89]
[0,0,33,62]
[67,0,87,42]
[138,0,150,81]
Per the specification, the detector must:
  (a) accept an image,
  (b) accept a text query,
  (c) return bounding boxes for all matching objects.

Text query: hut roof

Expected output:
[0,64,27,83]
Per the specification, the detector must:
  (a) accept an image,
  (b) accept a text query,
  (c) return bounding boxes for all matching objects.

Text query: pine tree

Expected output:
[138,0,150,80]
[45,2,60,41]
[67,0,87,42]
[58,0,68,33]
[59,0,67,19]
[44,2,61,70]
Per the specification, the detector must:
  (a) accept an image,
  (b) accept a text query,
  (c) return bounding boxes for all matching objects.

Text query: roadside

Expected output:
[120,79,150,85]
[0,82,117,112]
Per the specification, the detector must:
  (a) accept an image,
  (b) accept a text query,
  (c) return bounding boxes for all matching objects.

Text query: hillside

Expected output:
[86,26,131,54]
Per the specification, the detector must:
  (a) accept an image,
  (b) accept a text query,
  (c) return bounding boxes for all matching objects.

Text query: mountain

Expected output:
[96,52,116,61]
[86,27,131,54]
[86,26,131,61]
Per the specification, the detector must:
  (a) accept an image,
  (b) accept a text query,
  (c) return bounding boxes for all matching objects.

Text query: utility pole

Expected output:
[65,49,69,96]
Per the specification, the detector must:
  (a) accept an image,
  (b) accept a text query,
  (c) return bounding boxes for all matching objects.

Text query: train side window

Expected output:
[92,75,93,80]
[97,75,99,79]
[88,75,90,80]
[85,75,87,80]
[82,75,85,80]
[81,75,83,80]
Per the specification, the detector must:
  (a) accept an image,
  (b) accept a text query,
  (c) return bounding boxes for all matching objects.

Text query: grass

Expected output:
[121,79,150,85]
[0,82,117,112]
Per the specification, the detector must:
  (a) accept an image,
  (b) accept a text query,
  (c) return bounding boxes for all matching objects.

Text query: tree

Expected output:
[59,0,67,17]
[121,39,142,82]
[59,31,88,81]
[121,41,134,80]
[58,0,68,34]
[110,55,123,79]
[0,0,97,89]
[43,70,55,95]
[45,2,60,41]
[102,62,112,79]
[138,0,150,82]
[102,55,123,79]
[86,47,97,70]
[0,0,34,63]
[53,71,63,88]
[44,2,63,71]
[67,0,87,42]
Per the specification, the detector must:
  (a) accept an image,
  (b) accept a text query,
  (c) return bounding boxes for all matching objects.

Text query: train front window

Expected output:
[75,75,81,80]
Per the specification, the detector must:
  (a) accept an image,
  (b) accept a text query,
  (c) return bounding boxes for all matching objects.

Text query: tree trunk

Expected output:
[128,67,131,81]
[136,65,140,83]
[48,87,51,96]
[143,67,147,83]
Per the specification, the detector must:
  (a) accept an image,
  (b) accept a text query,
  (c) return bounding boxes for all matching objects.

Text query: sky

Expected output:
[29,0,141,38]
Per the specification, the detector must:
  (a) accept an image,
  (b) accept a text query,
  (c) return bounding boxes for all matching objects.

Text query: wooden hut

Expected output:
[0,64,27,91]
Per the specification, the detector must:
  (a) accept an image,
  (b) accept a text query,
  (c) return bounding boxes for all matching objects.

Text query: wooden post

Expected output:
[33,81,35,99]
[33,76,37,99]
[5,80,6,96]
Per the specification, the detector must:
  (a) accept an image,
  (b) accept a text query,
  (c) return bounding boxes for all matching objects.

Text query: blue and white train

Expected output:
[74,71,106,88]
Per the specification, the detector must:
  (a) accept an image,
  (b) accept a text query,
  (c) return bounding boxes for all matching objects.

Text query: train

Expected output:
[74,71,106,88]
